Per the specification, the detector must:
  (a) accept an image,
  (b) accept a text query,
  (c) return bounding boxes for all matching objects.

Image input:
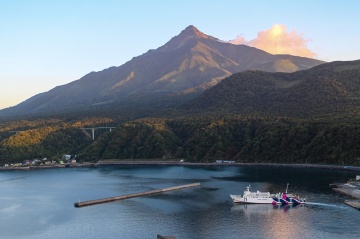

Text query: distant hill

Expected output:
[2,61,360,165]
[0,25,323,118]
[182,60,360,117]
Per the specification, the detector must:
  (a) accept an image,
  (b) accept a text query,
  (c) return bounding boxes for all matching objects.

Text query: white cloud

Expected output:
[230,24,316,58]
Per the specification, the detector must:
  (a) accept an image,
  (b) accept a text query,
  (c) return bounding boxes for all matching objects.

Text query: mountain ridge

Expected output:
[0,25,324,118]
[182,59,360,117]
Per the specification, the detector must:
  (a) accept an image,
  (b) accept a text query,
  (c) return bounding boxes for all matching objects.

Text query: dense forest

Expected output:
[81,116,360,165]
[1,115,360,166]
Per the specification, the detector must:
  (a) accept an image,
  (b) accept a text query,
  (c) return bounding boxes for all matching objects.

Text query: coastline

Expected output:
[3,160,360,211]
[1,160,360,172]
[0,162,95,171]
[94,160,360,172]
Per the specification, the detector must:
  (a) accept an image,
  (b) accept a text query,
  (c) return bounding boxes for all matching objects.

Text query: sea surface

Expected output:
[0,165,359,239]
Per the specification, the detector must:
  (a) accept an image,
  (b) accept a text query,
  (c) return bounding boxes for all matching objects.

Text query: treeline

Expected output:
[1,115,360,165]
[80,116,360,165]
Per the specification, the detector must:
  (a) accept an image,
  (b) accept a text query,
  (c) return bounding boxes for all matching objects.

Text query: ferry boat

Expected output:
[230,184,306,205]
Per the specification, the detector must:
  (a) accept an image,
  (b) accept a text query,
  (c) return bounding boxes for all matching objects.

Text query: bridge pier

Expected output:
[81,127,116,140]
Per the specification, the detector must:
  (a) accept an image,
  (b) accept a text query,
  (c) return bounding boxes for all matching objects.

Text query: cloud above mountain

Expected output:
[230,24,316,58]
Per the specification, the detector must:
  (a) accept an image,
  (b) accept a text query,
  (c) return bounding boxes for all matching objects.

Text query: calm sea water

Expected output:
[0,165,359,239]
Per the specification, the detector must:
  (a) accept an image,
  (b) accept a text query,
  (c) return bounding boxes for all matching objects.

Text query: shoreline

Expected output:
[95,160,360,172]
[0,162,95,171]
[1,161,360,172]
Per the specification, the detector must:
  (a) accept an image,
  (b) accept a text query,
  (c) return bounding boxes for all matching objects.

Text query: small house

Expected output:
[62,155,71,160]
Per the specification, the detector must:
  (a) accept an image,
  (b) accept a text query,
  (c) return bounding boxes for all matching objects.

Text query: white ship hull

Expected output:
[230,185,306,205]
[230,194,275,204]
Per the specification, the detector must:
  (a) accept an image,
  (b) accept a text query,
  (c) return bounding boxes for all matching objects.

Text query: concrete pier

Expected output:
[331,181,360,211]
[74,182,200,208]
[344,200,360,210]
[332,187,360,199]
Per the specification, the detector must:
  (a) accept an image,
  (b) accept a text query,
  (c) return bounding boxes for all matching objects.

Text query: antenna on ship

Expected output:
[286,183,289,194]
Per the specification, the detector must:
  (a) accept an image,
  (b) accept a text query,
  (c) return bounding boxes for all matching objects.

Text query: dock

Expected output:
[74,182,200,208]
[344,200,360,210]
[331,180,360,211]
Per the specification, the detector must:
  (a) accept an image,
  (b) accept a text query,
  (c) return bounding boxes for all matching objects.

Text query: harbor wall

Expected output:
[74,182,200,208]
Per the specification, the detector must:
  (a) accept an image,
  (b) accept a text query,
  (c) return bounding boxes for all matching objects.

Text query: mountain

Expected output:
[0,25,324,118]
[182,59,360,117]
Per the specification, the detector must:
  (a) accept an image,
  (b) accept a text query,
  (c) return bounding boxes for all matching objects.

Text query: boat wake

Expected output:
[306,202,347,208]
[0,177,27,183]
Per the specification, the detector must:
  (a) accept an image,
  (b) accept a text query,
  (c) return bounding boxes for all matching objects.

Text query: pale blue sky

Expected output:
[1,0,360,109]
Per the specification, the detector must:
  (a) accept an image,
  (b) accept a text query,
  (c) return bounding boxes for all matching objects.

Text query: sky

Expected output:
[1,0,360,109]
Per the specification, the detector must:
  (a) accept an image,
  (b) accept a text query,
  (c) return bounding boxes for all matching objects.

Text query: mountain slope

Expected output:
[182,60,360,117]
[0,25,324,117]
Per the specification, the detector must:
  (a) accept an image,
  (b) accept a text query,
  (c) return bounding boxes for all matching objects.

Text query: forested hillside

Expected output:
[81,116,360,165]
[182,60,360,117]
[0,117,114,162]
[1,115,360,165]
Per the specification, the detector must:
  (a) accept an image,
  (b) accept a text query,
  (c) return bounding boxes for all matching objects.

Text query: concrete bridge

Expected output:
[81,127,116,140]
[8,127,115,141]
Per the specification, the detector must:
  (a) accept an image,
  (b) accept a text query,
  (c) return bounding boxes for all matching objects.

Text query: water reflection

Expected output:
[231,203,304,214]
[231,204,308,239]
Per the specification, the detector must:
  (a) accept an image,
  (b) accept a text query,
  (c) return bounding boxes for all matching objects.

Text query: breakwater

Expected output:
[74,182,201,208]
[331,181,360,211]
[344,200,360,210]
